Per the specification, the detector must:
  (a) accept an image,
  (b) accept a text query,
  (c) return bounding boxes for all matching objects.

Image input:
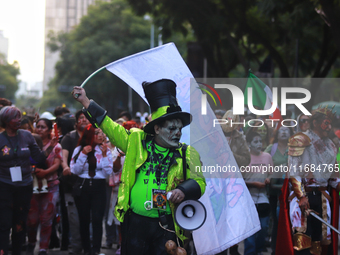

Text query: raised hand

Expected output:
[100,142,108,157]
[299,196,310,213]
[82,145,92,155]
[72,86,91,108]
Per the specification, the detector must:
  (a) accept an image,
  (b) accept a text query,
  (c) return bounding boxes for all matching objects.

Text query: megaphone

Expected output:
[174,200,207,231]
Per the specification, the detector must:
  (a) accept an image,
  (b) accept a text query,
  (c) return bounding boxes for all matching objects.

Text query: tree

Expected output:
[41,0,154,117]
[15,94,40,115]
[0,54,20,101]
[42,0,192,117]
[126,0,340,109]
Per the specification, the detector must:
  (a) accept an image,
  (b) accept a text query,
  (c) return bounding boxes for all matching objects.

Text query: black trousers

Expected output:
[0,182,33,255]
[295,191,323,255]
[74,178,106,253]
[121,211,177,255]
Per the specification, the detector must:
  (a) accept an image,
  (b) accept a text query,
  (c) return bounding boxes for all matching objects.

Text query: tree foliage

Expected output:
[41,0,157,117]
[0,54,20,101]
[126,0,340,108]
[41,0,340,112]
[127,0,336,77]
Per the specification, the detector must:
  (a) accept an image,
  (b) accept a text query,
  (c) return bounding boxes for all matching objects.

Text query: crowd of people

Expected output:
[0,98,149,255]
[218,107,340,255]
[0,78,340,255]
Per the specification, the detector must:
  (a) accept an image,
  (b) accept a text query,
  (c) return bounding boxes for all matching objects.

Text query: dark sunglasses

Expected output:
[299,119,309,124]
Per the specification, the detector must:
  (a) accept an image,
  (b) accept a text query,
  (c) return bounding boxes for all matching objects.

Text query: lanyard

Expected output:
[143,142,174,211]
[150,143,173,186]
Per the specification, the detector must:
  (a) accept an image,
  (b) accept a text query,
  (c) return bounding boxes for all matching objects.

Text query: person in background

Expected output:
[296,113,310,133]
[61,110,90,255]
[70,125,113,255]
[333,118,340,139]
[30,134,48,194]
[118,111,132,121]
[39,112,56,122]
[53,113,76,250]
[243,131,273,255]
[330,118,340,166]
[0,106,49,255]
[0,98,12,133]
[221,110,251,167]
[54,106,70,118]
[105,120,138,254]
[0,98,12,107]
[55,114,76,142]
[115,118,125,125]
[264,126,294,255]
[238,115,246,135]
[135,112,143,128]
[214,109,226,119]
[142,112,149,124]
[102,135,119,250]
[221,110,250,255]
[282,107,339,254]
[328,117,340,150]
[20,117,34,133]
[26,118,62,255]
[246,121,271,151]
[110,145,124,255]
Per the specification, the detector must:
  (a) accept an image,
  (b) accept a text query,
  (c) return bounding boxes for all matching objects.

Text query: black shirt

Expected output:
[60,130,80,193]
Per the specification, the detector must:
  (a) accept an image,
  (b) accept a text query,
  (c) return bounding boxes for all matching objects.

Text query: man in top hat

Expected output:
[277,106,340,255]
[72,79,206,255]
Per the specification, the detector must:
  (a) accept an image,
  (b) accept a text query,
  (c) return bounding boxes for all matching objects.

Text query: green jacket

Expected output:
[100,116,206,241]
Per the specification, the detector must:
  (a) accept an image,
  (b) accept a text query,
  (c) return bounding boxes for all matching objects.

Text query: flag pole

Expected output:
[73,65,106,98]
[80,66,106,88]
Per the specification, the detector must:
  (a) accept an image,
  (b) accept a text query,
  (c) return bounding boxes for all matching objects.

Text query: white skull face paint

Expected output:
[154,119,183,148]
[249,135,262,154]
[277,126,290,141]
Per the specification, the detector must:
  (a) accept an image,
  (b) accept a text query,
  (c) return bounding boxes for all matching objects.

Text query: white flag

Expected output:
[105,43,260,255]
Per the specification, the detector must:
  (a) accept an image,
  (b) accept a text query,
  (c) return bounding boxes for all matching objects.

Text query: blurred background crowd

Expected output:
[2,95,340,255]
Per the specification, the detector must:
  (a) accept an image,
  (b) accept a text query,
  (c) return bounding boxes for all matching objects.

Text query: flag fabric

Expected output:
[244,71,283,125]
[104,43,260,255]
[105,43,192,141]
[276,178,294,255]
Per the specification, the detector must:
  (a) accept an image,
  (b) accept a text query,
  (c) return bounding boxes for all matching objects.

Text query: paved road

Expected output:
[10,239,340,255]
[9,245,120,255]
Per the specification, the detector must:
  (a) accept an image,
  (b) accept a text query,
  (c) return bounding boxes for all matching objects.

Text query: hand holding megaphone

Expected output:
[167,189,185,204]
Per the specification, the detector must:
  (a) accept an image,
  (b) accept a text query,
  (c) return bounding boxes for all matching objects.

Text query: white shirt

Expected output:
[70,145,113,179]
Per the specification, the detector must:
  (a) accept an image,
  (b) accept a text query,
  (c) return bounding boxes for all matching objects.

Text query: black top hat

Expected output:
[143,79,192,134]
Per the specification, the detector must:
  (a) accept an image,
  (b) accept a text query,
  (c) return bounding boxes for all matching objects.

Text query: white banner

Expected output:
[105,42,260,255]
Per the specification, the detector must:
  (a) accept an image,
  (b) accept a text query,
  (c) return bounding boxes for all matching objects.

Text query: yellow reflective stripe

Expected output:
[152,106,169,120]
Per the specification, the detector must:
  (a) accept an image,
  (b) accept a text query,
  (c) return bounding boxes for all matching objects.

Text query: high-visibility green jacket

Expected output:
[100,116,206,241]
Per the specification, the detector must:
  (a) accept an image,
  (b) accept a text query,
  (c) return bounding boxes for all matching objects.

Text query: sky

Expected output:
[0,0,46,90]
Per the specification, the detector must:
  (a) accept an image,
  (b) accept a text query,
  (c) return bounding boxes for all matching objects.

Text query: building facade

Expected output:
[43,0,97,91]
[0,30,9,63]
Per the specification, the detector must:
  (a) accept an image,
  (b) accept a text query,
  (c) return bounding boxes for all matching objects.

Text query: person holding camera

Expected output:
[70,124,113,255]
